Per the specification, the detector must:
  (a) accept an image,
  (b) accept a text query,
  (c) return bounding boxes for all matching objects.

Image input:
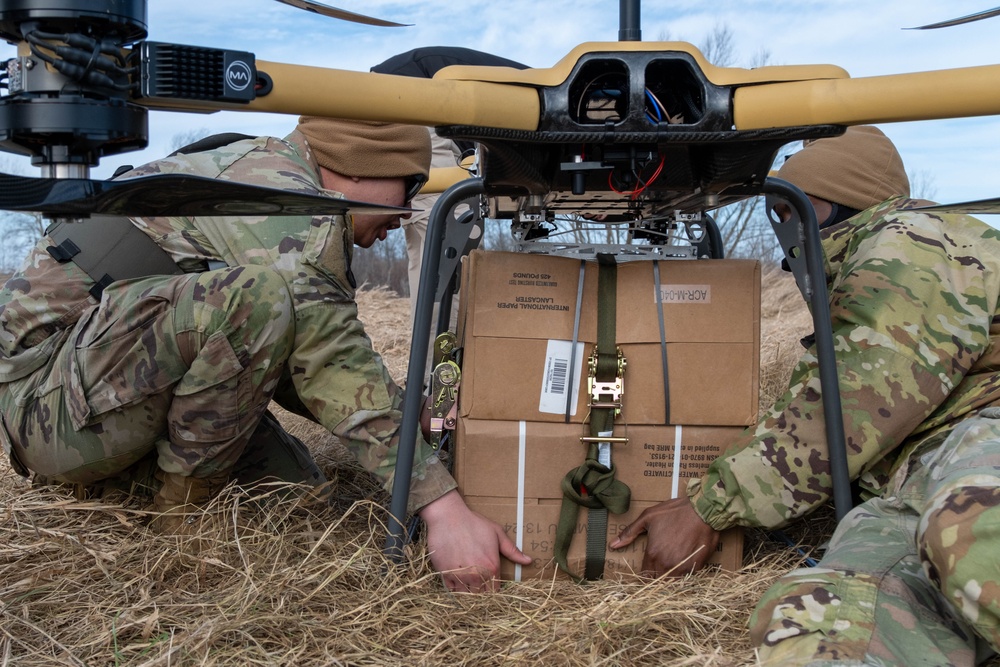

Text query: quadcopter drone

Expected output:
[0,2,994,237]
[0,0,995,556]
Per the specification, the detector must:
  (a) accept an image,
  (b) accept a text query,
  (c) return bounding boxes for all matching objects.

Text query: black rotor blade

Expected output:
[906,7,1000,29]
[274,0,411,27]
[0,172,412,217]
[912,197,1000,215]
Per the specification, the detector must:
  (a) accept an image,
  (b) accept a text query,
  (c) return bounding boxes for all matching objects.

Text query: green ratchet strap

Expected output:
[553,254,631,581]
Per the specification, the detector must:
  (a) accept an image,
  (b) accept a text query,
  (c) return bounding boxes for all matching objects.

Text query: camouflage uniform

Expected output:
[0,130,455,513]
[686,197,1000,664]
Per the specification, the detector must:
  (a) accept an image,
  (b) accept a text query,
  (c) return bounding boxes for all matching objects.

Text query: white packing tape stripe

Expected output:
[515,419,526,582]
[671,424,683,499]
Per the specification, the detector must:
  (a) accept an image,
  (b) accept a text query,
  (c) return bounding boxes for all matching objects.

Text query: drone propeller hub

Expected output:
[0,0,150,174]
[0,0,146,43]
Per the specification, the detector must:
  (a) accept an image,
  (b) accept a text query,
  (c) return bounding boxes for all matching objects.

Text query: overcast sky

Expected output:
[4,0,1000,210]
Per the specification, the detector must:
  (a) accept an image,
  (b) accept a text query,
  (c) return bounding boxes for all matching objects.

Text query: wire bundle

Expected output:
[22,30,135,93]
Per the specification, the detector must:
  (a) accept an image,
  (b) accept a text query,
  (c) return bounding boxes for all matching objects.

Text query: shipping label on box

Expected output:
[463,251,599,342]
[454,418,746,579]
[458,250,760,426]
[536,340,587,416]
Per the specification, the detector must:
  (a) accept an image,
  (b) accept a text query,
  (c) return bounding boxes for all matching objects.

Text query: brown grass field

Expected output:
[0,266,844,666]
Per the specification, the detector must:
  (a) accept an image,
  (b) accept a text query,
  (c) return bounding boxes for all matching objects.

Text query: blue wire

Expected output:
[644,88,662,125]
[769,530,820,567]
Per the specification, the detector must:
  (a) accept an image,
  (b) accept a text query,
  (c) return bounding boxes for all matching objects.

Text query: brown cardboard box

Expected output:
[452,251,759,580]
[454,419,746,579]
[455,419,745,502]
[457,250,760,426]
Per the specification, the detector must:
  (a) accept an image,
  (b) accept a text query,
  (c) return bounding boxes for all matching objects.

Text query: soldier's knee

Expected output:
[751,568,887,665]
[750,570,854,665]
[750,570,839,647]
[918,485,1000,609]
[199,266,294,341]
[177,266,296,378]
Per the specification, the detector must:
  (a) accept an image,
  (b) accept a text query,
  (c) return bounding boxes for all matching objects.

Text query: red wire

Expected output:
[630,156,665,200]
[607,155,666,199]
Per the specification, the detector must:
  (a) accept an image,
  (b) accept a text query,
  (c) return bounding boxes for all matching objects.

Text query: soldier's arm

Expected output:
[302,299,458,512]
[690,210,995,531]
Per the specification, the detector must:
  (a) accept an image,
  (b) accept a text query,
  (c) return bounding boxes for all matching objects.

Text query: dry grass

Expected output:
[0,275,834,666]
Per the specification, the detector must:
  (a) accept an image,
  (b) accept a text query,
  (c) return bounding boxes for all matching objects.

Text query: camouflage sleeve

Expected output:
[688,206,999,530]
[332,375,457,513]
[307,296,456,513]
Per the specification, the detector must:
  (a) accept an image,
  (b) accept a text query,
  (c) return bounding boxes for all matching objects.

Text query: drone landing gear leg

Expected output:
[384,178,486,562]
[763,177,852,522]
[433,206,484,339]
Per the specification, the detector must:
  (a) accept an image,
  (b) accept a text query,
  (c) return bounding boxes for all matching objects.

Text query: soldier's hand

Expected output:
[610,497,720,577]
[419,489,532,593]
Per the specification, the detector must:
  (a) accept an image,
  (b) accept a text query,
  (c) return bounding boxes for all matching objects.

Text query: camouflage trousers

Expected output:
[751,414,1000,666]
[0,266,324,491]
[31,410,326,500]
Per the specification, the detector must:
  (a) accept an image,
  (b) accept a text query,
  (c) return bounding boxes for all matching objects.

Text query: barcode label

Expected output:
[539,340,585,415]
[550,358,568,394]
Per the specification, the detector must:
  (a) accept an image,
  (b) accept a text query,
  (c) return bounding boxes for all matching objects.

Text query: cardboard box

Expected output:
[455,419,745,502]
[457,250,760,426]
[454,419,745,579]
[453,251,759,580]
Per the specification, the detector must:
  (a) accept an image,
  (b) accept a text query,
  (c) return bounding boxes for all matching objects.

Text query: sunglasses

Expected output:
[404,174,427,203]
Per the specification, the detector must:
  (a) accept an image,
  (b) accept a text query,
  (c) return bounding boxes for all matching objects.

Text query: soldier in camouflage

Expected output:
[612,126,1000,664]
[0,116,530,593]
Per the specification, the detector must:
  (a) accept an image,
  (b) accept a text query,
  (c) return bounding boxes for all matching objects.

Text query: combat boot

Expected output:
[150,470,231,535]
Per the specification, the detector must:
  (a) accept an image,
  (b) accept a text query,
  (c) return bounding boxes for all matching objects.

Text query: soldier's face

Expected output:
[349,177,411,247]
[772,195,832,225]
[320,168,411,247]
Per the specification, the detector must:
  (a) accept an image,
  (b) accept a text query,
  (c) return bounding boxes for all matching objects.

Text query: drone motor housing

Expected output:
[0,0,264,173]
[0,0,149,170]
[0,0,147,44]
